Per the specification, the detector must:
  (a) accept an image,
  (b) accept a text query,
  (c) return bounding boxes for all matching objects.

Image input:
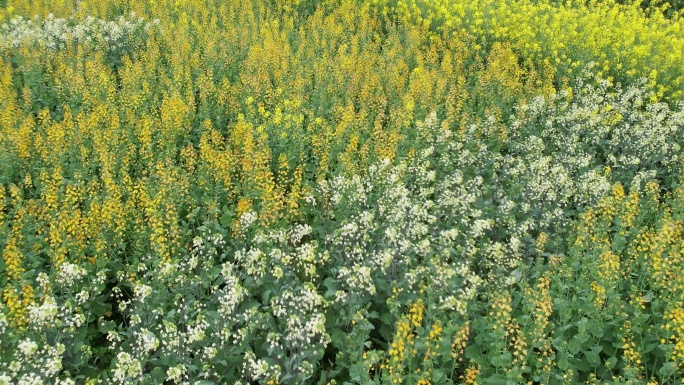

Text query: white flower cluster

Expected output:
[0,261,105,385]
[94,222,332,384]
[236,223,328,281]
[0,338,65,383]
[0,13,159,51]
[320,140,487,313]
[514,67,684,193]
[112,351,143,383]
[270,283,329,347]
[314,73,684,313]
[243,351,281,382]
[217,262,246,318]
[56,262,87,287]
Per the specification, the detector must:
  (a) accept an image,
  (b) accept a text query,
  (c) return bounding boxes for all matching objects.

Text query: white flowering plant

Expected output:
[0,13,158,55]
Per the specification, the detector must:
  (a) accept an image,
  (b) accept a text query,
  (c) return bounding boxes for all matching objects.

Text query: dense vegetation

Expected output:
[1,0,684,383]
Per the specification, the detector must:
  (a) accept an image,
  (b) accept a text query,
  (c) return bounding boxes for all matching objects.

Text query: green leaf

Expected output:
[323,277,338,297]
[568,336,582,354]
[349,364,363,382]
[160,354,177,367]
[577,333,590,343]
[465,345,485,366]
[150,367,166,381]
[74,340,83,353]
[576,318,588,334]
[612,234,626,253]
[552,336,565,350]
[317,371,328,385]
[220,211,233,227]
[644,342,659,353]
[432,369,445,383]
[483,374,509,385]
[492,351,512,368]
[659,362,677,377]
[97,320,115,333]
[90,300,112,317]
[331,328,347,348]
[380,312,393,326]
[584,345,602,366]
[570,358,590,372]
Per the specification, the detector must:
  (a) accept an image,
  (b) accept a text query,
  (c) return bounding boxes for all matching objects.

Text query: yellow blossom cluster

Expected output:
[621,320,645,378]
[2,285,34,330]
[524,275,553,342]
[460,363,480,385]
[383,300,426,383]
[488,292,513,338]
[371,0,684,100]
[450,322,469,362]
[664,308,684,366]
[564,177,684,381]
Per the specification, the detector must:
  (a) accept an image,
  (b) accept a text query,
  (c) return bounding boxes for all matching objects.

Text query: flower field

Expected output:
[1,0,684,383]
